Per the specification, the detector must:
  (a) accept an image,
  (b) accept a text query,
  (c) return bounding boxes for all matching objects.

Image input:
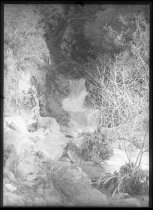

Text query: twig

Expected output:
[112,174,126,197]
[135,127,148,170]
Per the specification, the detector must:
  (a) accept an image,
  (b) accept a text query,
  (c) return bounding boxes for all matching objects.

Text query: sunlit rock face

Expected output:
[62,79,98,133]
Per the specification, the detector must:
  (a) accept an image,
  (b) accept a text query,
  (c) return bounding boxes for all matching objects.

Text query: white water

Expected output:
[62,79,88,112]
[62,79,98,133]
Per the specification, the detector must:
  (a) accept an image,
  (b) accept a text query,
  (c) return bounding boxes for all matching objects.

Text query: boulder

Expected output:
[16,154,42,180]
[37,116,61,133]
[4,115,28,134]
[3,192,23,206]
[35,130,69,161]
[5,183,17,192]
[50,162,109,206]
[111,197,141,207]
[79,161,107,181]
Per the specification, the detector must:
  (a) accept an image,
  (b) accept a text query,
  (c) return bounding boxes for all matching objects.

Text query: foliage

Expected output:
[80,131,113,162]
[84,13,149,187]
[94,162,149,197]
[4,4,50,64]
[86,12,149,131]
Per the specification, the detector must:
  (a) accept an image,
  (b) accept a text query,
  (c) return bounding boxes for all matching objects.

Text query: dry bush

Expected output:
[94,162,149,197]
[84,13,149,168]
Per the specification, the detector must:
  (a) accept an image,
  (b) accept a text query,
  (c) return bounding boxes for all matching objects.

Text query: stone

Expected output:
[5,170,16,182]
[5,151,18,174]
[5,183,17,192]
[44,195,62,206]
[4,115,28,134]
[75,188,108,206]
[4,129,24,149]
[51,162,109,206]
[16,155,41,180]
[35,131,69,161]
[3,192,23,206]
[114,198,141,207]
[79,161,107,180]
[33,197,46,206]
[37,116,60,132]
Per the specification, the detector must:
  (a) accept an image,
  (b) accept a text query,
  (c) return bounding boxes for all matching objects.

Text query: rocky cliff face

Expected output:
[44,68,70,125]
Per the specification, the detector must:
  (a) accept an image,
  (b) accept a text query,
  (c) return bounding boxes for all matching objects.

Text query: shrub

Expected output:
[95,162,149,197]
[80,131,113,162]
[84,13,149,167]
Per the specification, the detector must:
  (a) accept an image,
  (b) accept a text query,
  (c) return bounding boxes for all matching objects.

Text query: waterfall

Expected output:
[62,79,88,112]
[69,79,86,98]
[62,78,98,133]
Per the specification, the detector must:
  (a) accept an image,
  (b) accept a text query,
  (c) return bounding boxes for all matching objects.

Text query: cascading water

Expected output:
[62,79,88,112]
[62,79,98,134]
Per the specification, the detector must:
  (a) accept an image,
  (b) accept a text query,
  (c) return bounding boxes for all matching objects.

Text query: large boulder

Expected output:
[50,161,109,206]
[35,128,69,161]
